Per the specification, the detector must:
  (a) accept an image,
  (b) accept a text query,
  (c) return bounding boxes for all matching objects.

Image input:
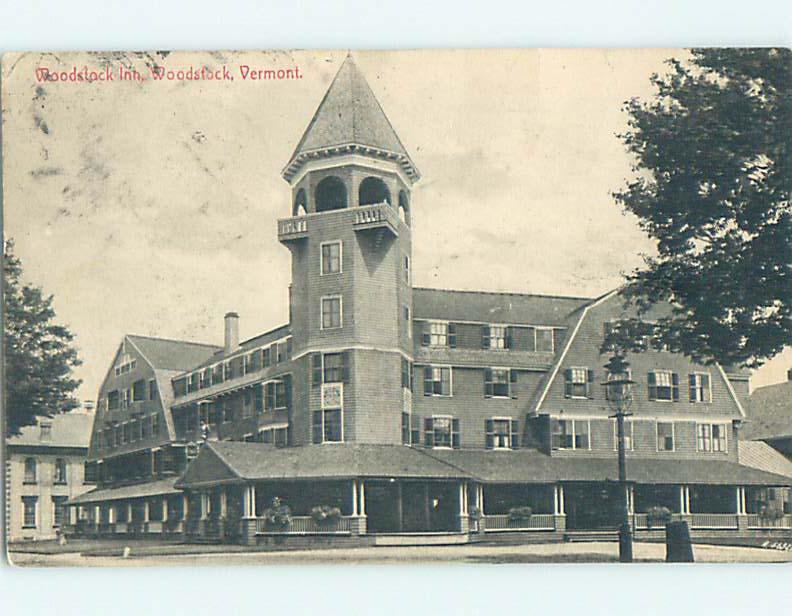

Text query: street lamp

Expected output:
[602,354,635,563]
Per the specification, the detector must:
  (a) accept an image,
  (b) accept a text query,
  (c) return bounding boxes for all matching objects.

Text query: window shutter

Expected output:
[424,417,434,447]
[423,367,433,396]
[485,419,494,449]
[564,368,573,397]
[510,369,518,399]
[481,326,490,349]
[265,383,275,411]
[672,372,680,402]
[526,327,536,352]
[283,375,293,410]
[448,323,457,348]
[510,419,520,449]
[421,323,430,346]
[311,353,322,386]
[702,373,710,401]
[312,411,323,444]
[505,327,513,350]
[647,371,657,400]
[688,373,696,402]
[586,369,595,398]
[484,368,493,397]
[341,351,351,383]
[452,418,461,449]
[410,363,415,391]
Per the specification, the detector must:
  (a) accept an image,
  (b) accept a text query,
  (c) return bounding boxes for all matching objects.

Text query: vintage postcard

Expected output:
[2,49,790,566]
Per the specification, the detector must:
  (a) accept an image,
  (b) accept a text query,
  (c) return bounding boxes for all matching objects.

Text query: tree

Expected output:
[3,239,82,435]
[611,48,791,368]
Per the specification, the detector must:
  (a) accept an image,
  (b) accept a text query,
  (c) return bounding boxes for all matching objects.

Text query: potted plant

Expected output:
[759,505,784,522]
[646,506,672,529]
[310,505,342,525]
[508,506,533,525]
[262,497,292,531]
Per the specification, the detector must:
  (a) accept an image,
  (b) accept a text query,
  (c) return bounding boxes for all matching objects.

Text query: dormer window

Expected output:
[482,325,511,350]
[421,321,456,347]
[648,370,679,402]
[39,422,52,442]
[535,328,554,353]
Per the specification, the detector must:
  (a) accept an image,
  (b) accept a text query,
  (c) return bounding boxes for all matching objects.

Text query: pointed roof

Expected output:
[126,335,221,372]
[283,55,419,182]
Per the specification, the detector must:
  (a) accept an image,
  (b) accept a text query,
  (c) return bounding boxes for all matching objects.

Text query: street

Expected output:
[9,540,792,567]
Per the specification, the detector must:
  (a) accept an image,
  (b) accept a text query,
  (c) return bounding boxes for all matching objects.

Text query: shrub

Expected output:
[646,506,672,528]
[508,506,533,521]
[310,505,342,523]
[262,497,292,530]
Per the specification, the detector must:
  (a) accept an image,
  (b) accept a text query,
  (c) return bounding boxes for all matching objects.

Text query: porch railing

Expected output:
[690,513,738,529]
[482,513,555,532]
[747,514,792,529]
[255,515,352,535]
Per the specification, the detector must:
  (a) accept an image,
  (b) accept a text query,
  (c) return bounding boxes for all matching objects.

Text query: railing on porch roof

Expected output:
[747,514,792,529]
[255,515,352,535]
[482,513,555,532]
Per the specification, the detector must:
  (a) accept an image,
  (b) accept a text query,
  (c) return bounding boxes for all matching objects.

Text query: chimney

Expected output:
[224,312,240,353]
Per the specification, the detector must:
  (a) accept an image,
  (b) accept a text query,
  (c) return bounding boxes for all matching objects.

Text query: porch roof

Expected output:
[176,442,468,487]
[424,449,792,486]
[68,477,181,505]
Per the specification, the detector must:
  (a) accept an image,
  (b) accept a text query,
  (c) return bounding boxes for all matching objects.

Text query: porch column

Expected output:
[627,485,635,514]
[162,498,169,522]
[359,481,366,517]
[458,482,469,533]
[109,505,116,524]
[94,505,101,525]
[220,489,228,519]
[183,494,190,520]
[553,484,566,532]
[200,492,210,520]
[143,500,150,523]
[69,505,77,525]
[127,502,133,522]
[478,484,485,515]
[735,486,747,515]
[352,479,359,516]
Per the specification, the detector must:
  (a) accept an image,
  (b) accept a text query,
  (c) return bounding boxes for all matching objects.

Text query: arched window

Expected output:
[293,188,307,216]
[315,176,348,212]
[398,190,410,225]
[359,177,391,207]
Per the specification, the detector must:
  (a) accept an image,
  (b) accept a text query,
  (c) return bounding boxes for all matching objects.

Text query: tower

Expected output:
[278,55,420,445]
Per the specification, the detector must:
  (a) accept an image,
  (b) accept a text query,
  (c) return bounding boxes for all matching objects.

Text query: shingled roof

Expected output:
[283,55,419,181]
[743,379,792,441]
[412,287,591,326]
[126,335,221,372]
[7,411,93,450]
[177,441,467,487]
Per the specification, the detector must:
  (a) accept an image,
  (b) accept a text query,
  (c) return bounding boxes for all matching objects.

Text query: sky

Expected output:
[3,49,790,403]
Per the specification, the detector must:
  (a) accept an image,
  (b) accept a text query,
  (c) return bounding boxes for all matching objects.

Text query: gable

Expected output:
[176,444,240,487]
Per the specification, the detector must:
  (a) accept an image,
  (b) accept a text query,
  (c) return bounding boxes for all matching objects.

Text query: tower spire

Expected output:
[282,55,419,183]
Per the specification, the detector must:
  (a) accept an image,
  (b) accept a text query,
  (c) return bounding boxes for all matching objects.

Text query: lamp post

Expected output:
[602,354,635,563]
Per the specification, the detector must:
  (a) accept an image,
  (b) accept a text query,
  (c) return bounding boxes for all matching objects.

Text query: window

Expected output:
[551,419,590,450]
[483,325,511,350]
[312,409,343,443]
[52,496,67,527]
[401,412,412,445]
[54,458,68,484]
[151,414,160,436]
[424,416,460,449]
[657,422,675,451]
[403,255,410,283]
[108,390,120,411]
[22,497,37,528]
[564,367,594,398]
[312,352,350,385]
[401,358,413,390]
[648,370,679,402]
[265,381,288,411]
[423,366,452,396]
[39,422,52,441]
[536,328,554,352]
[149,379,158,400]
[132,379,146,401]
[24,458,38,483]
[612,419,634,451]
[422,321,456,347]
[321,296,342,329]
[321,241,342,275]
[697,423,728,452]
[689,373,711,403]
[484,368,516,398]
[486,418,519,450]
[262,347,271,368]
